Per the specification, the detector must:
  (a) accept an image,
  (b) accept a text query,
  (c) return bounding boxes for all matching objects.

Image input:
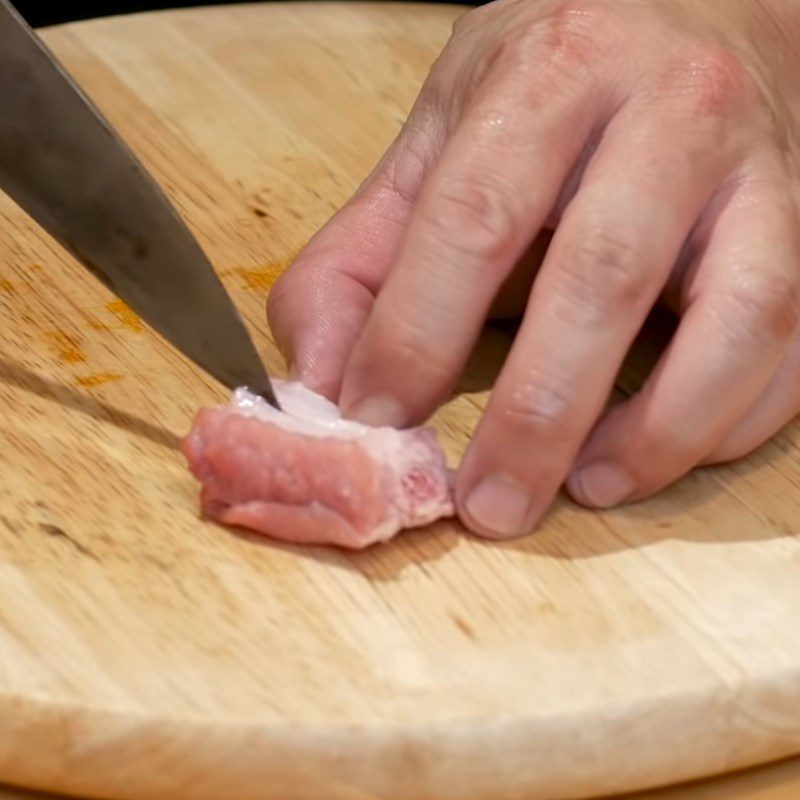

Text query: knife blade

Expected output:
[0,0,279,407]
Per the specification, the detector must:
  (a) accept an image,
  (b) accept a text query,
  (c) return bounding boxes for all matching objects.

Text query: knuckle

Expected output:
[658,45,758,118]
[451,7,478,36]
[381,133,432,208]
[451,12,467,36]
[380,319,455,388]
[537,1,615,71]
[560,226,650,311]
[637,420,702,466]
[721,269,800,344]
[484,1,615,81]
[500,375,574,441]
[428,176,520,263]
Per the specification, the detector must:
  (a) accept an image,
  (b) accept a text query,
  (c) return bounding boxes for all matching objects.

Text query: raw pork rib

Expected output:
[182,380,454,548]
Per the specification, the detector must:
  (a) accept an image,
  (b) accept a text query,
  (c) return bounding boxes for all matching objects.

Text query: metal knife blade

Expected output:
[0,0,279,407]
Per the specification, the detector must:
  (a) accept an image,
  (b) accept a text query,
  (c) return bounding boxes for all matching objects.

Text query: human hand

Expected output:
[268,0,800,538]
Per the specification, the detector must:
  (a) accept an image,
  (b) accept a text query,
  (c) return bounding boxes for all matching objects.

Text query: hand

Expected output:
[268,0,800,538]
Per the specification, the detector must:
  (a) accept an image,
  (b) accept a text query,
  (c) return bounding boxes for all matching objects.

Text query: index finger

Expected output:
[338,44,607,427]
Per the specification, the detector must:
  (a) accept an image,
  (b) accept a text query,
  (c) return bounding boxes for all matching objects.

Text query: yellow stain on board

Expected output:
[106,300,144,333]
[75,373,123,388]
[0,266,43,294]
[220,257,296,293]
[45,331,86,364]
[231,267,275,292]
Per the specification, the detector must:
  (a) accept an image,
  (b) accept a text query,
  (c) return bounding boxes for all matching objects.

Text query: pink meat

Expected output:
[181,380,454,548]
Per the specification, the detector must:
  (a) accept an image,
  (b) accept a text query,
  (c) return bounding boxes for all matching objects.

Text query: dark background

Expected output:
[14,0,471,27]
[16,1,264,26]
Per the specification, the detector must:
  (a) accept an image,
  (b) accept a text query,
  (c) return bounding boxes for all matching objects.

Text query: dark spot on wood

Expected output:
[142,552,172,570]
[450,613,475,640]
[39,523,99,560]
[0,515,17,533]
[252,207,270,220]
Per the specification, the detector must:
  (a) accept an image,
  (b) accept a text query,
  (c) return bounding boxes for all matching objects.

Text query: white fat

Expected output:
[232,380,388,441]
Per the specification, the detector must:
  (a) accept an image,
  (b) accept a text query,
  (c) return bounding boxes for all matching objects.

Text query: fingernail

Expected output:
[347,393,407,428]
[464,473,533,538]
[568,462,634,508]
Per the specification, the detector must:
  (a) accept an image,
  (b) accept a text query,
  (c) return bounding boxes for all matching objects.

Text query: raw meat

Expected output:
[181,380,454,548]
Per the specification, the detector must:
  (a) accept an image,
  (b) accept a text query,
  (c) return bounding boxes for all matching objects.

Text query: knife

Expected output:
[0,0,280,408]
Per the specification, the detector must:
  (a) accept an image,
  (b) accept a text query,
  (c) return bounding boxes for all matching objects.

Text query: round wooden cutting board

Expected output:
[2,756,800,800]
[0,4,799,800]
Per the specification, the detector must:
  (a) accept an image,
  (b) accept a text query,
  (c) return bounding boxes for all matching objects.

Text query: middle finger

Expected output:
[458,104,730,538]
[338,47,606,428]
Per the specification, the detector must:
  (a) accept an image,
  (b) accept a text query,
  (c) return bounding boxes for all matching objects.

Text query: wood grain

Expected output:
[0,3,799,800]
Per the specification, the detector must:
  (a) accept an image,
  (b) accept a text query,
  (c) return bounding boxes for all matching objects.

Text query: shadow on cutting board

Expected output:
[0,357,181,451]
[226,515,462,577]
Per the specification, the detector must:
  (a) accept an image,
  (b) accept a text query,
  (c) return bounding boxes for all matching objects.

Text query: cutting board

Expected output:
[0,4,799,800]
[3,756,800,800]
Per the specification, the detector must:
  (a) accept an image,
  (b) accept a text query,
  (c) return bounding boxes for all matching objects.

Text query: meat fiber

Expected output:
[181,380,454,548]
